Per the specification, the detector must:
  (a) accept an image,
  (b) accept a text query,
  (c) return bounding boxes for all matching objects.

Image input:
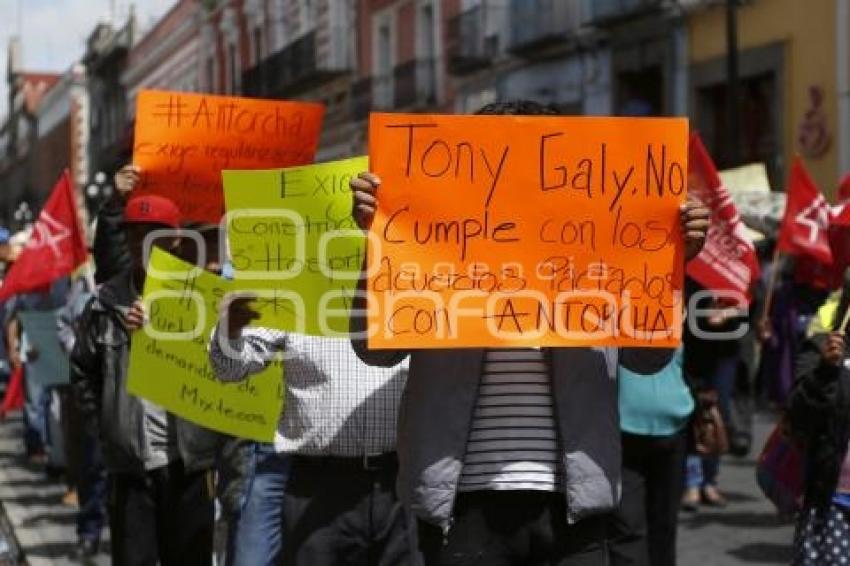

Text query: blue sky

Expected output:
[0,0,176,118]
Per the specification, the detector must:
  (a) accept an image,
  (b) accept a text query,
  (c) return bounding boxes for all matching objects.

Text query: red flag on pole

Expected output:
[0,170,88,302]
[685,133,761,305]
[777,156,833,266]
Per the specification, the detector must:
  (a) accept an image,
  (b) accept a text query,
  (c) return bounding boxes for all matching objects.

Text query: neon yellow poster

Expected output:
[223,156,367,335]
[128,248,283,441]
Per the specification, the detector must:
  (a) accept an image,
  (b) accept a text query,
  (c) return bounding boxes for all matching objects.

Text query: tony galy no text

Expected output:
[380,122,686,262]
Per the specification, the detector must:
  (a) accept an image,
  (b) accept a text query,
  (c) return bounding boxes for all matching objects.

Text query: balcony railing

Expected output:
[348,58,438,120]
[509,0,579,54]
[350,77,372,120]
[372,74,394,110]
[242,30,350,97]
[447,5,498,75]
[584,0,664,26]
[393,59,437,109]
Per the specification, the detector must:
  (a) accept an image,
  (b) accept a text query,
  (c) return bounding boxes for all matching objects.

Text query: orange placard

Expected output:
[133,89,324,223]
[366,113,689,349]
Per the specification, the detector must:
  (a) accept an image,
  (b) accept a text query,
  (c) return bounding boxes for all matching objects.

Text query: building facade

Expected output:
[838,0,850,179]
[198,0,255,97]
[83,14,137,187]
[238,0,359,158]
[32,63,91,229]
[4,0,850,226]
[444,1,690,118]
[346,0,454,153]
[0,38,62,228]
[688,0,843,195]
[447,0,609,115]
[123,0,203,114]
[32,65,86,199]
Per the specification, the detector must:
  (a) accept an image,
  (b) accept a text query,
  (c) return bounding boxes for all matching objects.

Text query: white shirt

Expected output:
[209,325,408,456]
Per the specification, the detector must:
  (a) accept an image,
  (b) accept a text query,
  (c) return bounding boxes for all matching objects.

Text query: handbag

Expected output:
[692,390,729,456]
[755,416,804,514]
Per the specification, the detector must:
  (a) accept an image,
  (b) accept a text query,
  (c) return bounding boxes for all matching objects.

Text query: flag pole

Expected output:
[839,303,850,334]
[66,167,96,293]
[761,247,783,326]
[83,261,96,293]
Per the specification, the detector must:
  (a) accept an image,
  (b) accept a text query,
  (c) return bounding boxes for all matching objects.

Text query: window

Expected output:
[229,43,238,94]
[207,57,216,92]
[272,0,287,51]
[299,0,315,34]
[221,7,241,93]
[372,8,396,109]
[104,103,113,145]
[420,4,436,59]
[696,72,779,182]
[376,22,392,106]
[377,23,391,76]
[616,68,663,117]
[253,26,264,63]
[418,3,437,102]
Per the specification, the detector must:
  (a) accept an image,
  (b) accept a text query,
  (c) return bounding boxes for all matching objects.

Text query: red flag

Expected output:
[685,133,761,305]
[777,157,833,266]
[0,171,88,302]
[790,175,850,290]
[827,175,850,288]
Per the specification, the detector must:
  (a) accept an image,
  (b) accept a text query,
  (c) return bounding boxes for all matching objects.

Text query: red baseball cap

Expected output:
[124,195,181,229]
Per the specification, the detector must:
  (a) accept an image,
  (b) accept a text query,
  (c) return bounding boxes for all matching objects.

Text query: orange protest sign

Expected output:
[133,89,324,223]
[366,113,688,349]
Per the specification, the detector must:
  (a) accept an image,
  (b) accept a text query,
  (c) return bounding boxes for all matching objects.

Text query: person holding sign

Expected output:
[788,300,850,565]
[350,100,710,566]
[91,163,139,285]
[57,275,108,560]
[132,89,324,223]
[208,299,411,565]
[71,195,215,566]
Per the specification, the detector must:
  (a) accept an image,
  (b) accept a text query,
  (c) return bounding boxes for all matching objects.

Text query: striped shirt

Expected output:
[458,348,562,492]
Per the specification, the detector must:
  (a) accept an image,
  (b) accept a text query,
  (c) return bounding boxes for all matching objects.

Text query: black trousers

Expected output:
[109,461,215,566]
[283,454,414,566]
[607,431,687,566]
[418,491,606,566]
[58,386,82,489]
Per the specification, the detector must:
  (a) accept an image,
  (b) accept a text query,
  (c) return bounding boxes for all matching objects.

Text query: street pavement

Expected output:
[0,408,794,565]
[678,411,795,565]
[0,413,108,566]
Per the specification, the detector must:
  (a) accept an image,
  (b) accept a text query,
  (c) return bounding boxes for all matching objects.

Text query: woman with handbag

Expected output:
[788,295,850,565]
[682,281,741,509]
[682,389,731,509]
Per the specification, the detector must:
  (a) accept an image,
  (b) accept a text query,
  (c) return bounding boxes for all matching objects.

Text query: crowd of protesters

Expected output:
[0,98,850,566]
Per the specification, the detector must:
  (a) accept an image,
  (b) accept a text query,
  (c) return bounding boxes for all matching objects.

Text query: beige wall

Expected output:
[840,0,850,176]
[688,0,839,197]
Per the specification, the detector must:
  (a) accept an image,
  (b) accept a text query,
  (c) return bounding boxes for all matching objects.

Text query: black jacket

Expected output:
[789,333,850,509]
[70,270,219,474]
[683,278,749,389]
[93,196,131,284]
